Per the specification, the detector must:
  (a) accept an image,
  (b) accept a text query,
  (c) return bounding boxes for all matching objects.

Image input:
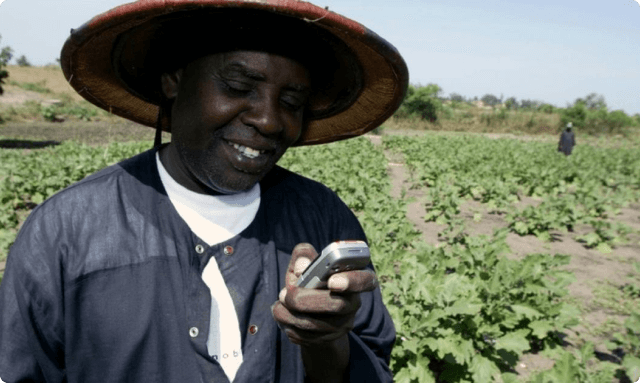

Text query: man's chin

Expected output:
[202,177,259,196]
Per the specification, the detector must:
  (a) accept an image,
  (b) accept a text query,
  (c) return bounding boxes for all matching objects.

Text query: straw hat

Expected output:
[60,0,409,146]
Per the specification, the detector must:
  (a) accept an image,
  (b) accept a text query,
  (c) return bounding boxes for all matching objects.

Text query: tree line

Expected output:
[395,83,640,134]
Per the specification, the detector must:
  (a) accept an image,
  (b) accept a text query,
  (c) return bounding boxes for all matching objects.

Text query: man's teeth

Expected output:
[231,143,264,159]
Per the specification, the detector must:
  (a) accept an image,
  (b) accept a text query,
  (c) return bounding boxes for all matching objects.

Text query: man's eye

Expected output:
[281,96,305,112]
[224,81,252,94]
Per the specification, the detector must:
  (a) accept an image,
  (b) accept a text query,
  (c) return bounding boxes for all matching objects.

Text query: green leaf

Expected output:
[623,355,640,383]
[402,338,419,355]
[545,352,580,381]
[511,304,542,319]
[596,242,612,253]
[470,354,500,383]
[448,301,482,316]
[410,358,436,383]
[500,372,520,383]
[529,320,555,338]
[31,192,44,204]
[393,367,414,383]
[514,221,529,235]
[495,329,531,354]
[579,232,600,247]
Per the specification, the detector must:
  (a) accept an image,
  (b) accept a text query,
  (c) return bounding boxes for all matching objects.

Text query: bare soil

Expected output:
[368,134,640,380]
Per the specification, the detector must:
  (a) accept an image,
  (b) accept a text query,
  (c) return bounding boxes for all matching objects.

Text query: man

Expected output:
[0,1,408,382]
[558,122,576,156]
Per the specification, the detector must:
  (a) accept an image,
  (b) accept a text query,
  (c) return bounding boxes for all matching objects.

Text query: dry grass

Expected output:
[5,65,83,101]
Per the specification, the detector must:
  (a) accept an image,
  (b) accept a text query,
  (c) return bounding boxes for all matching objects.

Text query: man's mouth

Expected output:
[228,142,267,159]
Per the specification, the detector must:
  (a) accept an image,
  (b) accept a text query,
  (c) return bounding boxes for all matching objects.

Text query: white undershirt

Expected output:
[156,153,260,382]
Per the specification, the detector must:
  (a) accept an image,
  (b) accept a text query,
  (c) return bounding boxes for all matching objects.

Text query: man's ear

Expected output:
[160,69,183,100]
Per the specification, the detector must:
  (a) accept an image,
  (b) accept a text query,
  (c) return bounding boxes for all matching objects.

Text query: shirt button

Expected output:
[189,327,199,338]
[249,325,258,335]
[195,244,205,254]
[223,246,234,256]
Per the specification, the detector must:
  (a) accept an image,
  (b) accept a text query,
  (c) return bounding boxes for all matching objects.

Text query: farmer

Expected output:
[0,1,408,383]
[558,122,576,156]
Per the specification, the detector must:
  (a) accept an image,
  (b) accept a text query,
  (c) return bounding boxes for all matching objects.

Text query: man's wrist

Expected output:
[301,334,350,383]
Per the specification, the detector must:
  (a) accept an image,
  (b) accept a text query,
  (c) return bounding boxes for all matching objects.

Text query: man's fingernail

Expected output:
[279,288,287,303]
[294,257,311,275]
[329,275,348,291]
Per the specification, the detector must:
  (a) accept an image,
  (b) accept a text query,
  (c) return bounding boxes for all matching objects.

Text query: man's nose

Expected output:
[241,93,282,136]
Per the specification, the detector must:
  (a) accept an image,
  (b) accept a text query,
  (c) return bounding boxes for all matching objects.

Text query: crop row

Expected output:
[384,135,640,252]
[382,135,640,381]
[282,138,597,382]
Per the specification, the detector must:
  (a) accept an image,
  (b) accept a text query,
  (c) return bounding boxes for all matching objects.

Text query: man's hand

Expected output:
[271,243,378,382]
[271,243,378,345]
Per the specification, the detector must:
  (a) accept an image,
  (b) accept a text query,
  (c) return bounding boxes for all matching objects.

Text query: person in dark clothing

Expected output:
[0,1,409,382]
[558,122,576,156]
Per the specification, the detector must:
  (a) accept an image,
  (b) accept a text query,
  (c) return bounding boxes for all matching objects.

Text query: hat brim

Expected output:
[60,0,409,146]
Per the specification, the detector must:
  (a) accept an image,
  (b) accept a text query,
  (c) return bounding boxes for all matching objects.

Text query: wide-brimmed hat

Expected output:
[60,0,409,146]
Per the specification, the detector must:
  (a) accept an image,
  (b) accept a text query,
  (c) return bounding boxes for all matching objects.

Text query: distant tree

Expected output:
[576,93,606,110]
[606,110,635,129]
[16,55,31,67]
[0,34,14,96]
[519,99,543,110]
[504,97,518,110]
[561,100,587,130]
[538,103,555,114]
[480,94,500,107]
[449,93,465,102]
[398,83,443,122]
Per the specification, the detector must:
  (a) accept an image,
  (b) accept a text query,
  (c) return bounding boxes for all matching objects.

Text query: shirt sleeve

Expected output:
[346,289,395,383]
[0,207,66,383]
[330,194,396,383]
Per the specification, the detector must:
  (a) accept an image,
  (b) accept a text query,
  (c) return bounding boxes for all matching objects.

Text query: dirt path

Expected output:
[366,134,640,379]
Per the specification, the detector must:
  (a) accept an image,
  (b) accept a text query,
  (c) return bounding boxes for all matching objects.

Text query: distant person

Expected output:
[558,122,576,156]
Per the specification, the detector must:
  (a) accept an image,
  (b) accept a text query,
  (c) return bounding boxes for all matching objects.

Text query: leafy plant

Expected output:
[607,313,640,382]
[525,342,618,383]
[386,232,578,382]
[41,105,59,122]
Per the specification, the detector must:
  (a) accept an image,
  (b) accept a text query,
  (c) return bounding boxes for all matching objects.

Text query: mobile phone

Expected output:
[295,240,371,289]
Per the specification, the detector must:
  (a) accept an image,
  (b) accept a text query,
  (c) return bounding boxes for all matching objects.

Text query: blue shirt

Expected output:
[0,148,395,383]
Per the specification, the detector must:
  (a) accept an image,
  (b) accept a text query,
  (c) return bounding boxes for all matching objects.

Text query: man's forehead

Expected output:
[189,51,311,88]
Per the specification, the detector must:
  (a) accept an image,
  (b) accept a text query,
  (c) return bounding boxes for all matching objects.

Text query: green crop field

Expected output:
[1,129,639,382]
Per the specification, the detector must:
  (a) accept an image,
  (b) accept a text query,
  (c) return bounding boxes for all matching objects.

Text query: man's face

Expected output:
[160,51,311,195]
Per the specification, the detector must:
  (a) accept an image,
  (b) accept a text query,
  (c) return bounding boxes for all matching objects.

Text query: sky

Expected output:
[0,0,639,115]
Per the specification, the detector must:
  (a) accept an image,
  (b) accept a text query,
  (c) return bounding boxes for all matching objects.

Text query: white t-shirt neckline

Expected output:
[157,153,260,381]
